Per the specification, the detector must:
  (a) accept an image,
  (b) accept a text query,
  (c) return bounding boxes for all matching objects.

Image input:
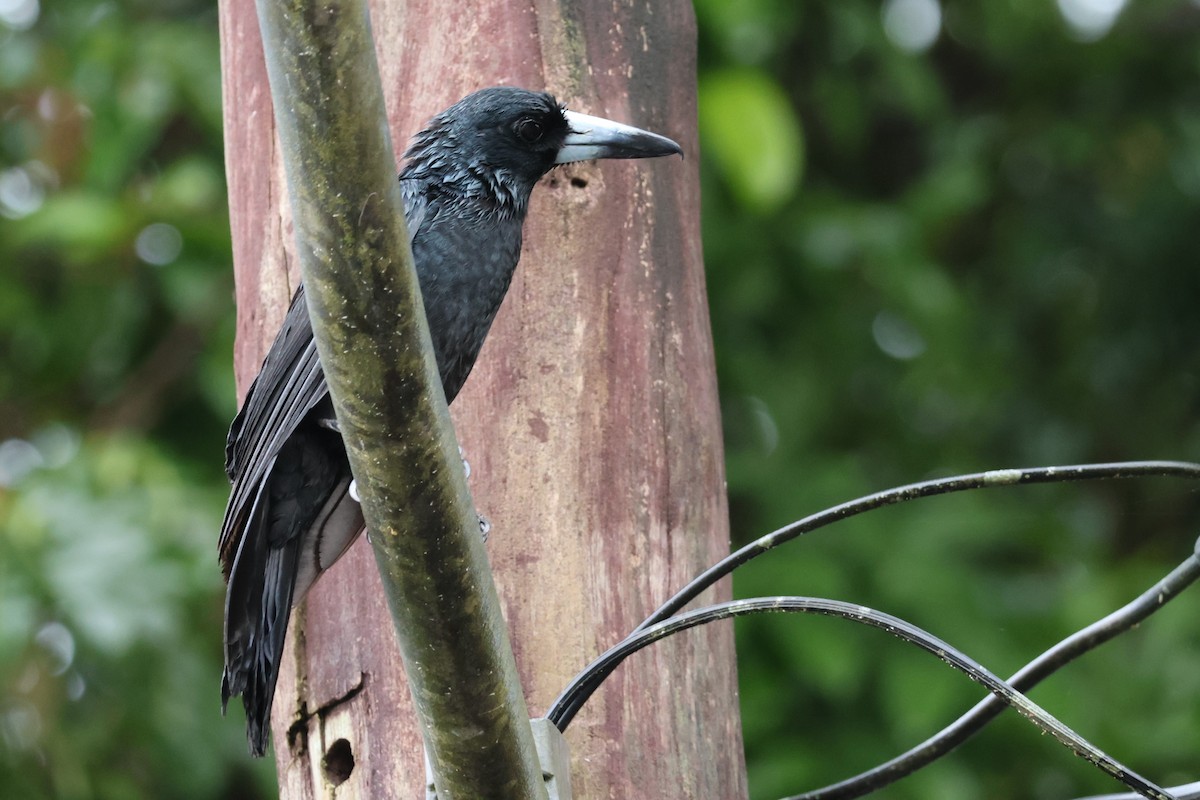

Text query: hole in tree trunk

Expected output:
[322,738,355,786]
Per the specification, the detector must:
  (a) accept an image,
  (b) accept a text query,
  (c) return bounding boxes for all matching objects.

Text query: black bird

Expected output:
[219,87,682,756]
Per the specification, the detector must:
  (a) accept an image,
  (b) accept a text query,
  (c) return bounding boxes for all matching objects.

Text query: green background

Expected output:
[1,1,1197,798]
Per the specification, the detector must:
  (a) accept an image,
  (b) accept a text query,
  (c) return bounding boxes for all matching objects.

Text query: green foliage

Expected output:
[695,1,1200,798]
[0,0,257,796]
[1,436,273,798]
[700,69,805,210]
[2,0,1198,798]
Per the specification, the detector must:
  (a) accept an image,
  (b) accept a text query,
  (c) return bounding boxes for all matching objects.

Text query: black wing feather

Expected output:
[219,190,428,756]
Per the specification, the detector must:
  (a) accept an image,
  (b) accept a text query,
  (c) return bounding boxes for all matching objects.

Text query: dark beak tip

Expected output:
[653,137,682,159]
[647,138,683,161]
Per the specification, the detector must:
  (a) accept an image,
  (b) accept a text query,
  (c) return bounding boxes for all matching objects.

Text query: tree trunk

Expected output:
[217,1,746,797]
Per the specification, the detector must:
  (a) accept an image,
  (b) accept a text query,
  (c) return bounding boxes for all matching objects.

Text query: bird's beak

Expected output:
[555,110,683,164]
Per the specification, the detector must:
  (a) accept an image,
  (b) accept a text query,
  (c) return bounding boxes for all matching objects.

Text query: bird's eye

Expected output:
[515,118,545,143]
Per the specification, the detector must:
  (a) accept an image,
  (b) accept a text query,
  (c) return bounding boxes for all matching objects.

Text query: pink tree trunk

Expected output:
[218,1,746,796]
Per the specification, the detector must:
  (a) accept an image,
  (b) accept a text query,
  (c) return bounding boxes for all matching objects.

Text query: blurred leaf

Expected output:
[1,435,275,799]
[11,191,129,259]
[700,69,804,211]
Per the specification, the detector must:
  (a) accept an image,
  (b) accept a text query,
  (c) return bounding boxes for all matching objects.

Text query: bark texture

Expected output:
[248,0,547,796]
[217,0,746,796]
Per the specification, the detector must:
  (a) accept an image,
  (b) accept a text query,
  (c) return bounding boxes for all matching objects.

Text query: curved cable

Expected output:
[1075,781,1200,800]
[549,461,1200,735]
[547,597,1176,800]
[639,461,1200,631]
[788,550,1200,799]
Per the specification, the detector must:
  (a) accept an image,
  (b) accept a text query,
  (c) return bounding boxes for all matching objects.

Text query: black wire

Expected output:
[1076,782,1200,800]
[638,461,1200,631]
[548,460,1200,733]
[547,597,1177,800]
[788,550,1200,800]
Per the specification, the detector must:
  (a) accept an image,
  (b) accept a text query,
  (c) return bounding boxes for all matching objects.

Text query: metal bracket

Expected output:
[424,718,572,800]
[531,718,573,800]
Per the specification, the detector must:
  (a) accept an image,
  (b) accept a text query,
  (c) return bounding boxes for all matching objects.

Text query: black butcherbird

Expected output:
[219,87,681,756]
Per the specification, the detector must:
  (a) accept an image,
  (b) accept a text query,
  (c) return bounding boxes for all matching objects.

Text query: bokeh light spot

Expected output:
[883,0,942,54]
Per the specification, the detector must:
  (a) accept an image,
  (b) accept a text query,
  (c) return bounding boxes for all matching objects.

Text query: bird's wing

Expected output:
[218,285,328,577]
[218,186,430,578]
[219,188,431,756]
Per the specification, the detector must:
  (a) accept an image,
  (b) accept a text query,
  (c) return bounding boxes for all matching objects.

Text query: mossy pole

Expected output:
[247,0,547,797]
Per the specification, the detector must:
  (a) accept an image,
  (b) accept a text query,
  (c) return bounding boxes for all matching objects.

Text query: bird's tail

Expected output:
[221,472,301,757]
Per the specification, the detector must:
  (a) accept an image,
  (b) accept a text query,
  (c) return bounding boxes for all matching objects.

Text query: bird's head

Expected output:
[403,87,682,203]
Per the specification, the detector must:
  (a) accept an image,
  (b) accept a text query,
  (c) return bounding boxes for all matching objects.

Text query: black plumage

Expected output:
[218,86,681,756]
